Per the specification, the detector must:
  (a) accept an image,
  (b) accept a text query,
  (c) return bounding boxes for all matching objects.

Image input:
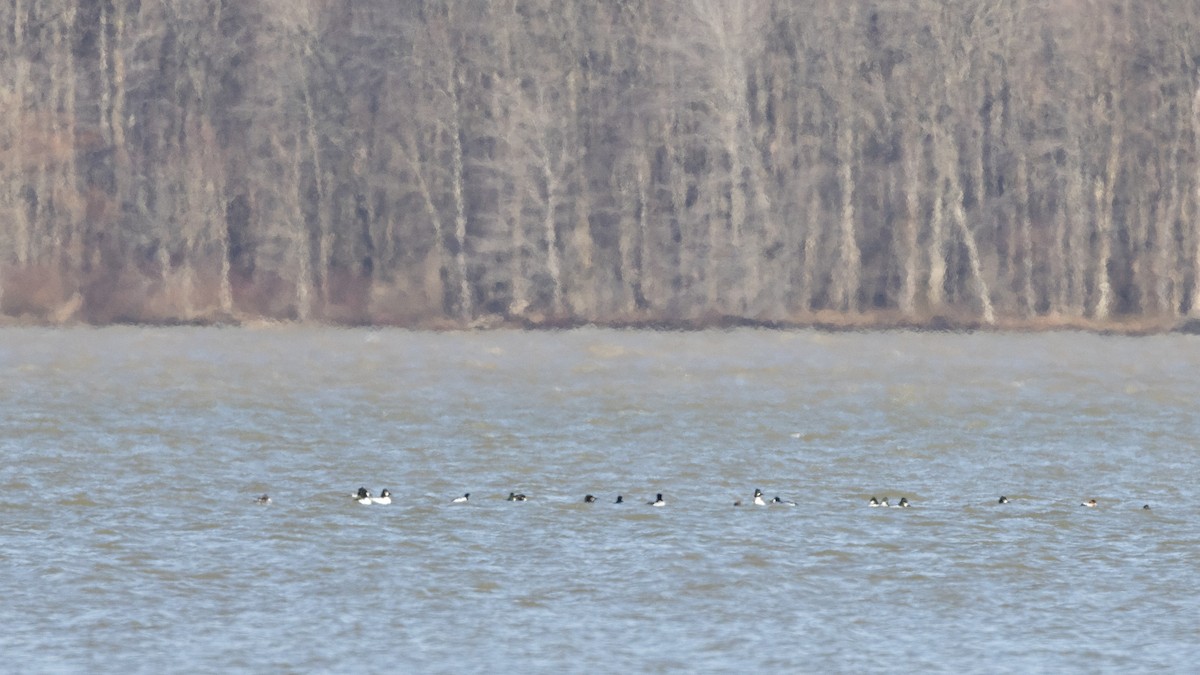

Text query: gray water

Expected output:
[1,327,1197,672]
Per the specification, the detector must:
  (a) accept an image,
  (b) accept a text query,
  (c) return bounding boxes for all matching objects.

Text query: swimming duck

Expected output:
[354,487,373,505]
[507,492,528,502]
[895,497,910,508]
[254,494,271,505]
[452,493,470,503]
[753,489,766,506]
[649,493,665,507]
[615,495,624,504]
[1081,499,1097,508]
[869,497,881,507]
[998,496,1010,504]
[1142,504,1151,510]
[584,495,597,503]
[371,489,392,505]
[771,496,796,506]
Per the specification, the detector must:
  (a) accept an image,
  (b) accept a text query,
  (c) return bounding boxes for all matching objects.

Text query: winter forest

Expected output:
[3,0,1200,330]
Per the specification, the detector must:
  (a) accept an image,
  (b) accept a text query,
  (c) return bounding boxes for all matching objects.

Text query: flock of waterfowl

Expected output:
[345,488,660,506]
[249,489,1151,510]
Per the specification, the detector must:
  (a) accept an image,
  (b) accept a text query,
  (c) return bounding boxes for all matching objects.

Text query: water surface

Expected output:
[1,327,1197,672]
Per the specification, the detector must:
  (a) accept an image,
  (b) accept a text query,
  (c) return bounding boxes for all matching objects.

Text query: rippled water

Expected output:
[2,327,1198,671]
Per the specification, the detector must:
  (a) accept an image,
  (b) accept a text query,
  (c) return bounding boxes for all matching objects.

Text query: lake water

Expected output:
[1,327,1198,672]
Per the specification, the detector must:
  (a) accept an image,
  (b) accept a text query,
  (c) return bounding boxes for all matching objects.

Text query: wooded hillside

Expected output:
[3,0,1200,330]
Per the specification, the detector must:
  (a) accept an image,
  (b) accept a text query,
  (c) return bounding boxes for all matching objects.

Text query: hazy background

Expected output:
[3,1,1200,331]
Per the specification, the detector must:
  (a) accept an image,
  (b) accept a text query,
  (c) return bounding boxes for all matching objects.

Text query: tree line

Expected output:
[3,0,1200,331]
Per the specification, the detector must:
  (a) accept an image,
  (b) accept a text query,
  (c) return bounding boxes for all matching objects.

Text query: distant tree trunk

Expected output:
[703,174,724,315]
[899,129,922,318]
[984,78,1009,313]
[563,69,596,318]
[610,162,633,316]
[1157,149,1183,318]
[531,84,565,318]
[1091,172,1112,320]
[1014,152,1034,316]
[507,168,529,317]
[1092,109,1121,320]
[664,115,692,317]
[799,188,822,314]
[276,132,313,321]
[447,66,472,322]
[942,139,995,325]
[301,71,331,317]
[30,14,52,266]
[192,116,232,319]
[1061,139,1089,318]
[209,0,231,316]
[218,205,234,316]
[399,128,448,315]
[107,0,132,218]
[1190,86,1200,317]
[1129,186,1151,315]
[928,182,947,312]
[31,6,61,267]
[7,1,31,267]
[633,156,651,313]
[830,122,861,312]
[57,5,80,280]
[1183,189,1197,319]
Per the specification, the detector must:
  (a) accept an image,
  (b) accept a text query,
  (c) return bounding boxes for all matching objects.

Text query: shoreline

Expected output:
[2,311,1198,336]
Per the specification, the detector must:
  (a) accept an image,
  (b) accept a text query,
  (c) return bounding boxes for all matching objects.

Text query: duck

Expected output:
[354,487,373,505]
[371,489,392,505]
[894,497,910,508]
[1143,504,1151,510]
[584,495,597,503]
[869,496,881,507]
[615,495,624,504]
[998,496,1010,504]
[1081,499,1098,508]
[771,496,796,506]
[649,493,665,506]
[879,497,890,508]
[507,492,528,502]
[451,493,470,503]
[254,494,271,505]
[753,489,766,506]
